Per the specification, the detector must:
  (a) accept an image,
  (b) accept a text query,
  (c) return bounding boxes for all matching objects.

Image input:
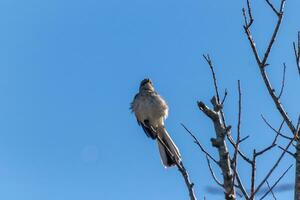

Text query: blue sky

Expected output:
[0,0,299,199]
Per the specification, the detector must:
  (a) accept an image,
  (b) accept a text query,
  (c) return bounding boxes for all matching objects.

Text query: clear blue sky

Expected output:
[0,0,299,199]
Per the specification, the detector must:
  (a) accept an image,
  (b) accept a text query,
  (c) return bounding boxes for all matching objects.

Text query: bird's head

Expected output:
[139,78,154,92]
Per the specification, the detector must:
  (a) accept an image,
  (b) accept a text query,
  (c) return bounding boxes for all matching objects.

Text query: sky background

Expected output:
[0,0,299,199]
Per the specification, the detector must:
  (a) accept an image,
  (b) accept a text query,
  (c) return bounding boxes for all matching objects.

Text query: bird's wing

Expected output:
[138,119,157,140]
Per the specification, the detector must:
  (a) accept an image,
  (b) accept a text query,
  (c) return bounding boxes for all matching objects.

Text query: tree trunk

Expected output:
[295,141,300,200]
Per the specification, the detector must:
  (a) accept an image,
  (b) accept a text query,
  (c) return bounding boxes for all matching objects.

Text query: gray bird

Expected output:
[131,78,181,168]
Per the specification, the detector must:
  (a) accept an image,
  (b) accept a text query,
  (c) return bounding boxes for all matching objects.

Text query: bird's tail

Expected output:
[156,126,181,168]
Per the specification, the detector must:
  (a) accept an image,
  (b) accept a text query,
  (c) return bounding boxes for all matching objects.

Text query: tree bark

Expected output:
[295,141,300,200]
[198,97,236,200]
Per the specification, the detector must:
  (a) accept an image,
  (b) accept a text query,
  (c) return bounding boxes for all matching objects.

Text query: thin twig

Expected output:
[221,89,228,105]
[259,67,296,134]
[261,0,285,66]
[255,144,276,157]
[227,134,252,164]
[250,150,256,197]
[293,31,300,75]
[243,0,296,135]
[256,116,282,156]
[206,155,224,187]
[247,114,286,199]
[265,0,280,16]
[203,54,221,103]
[246,0,253,23]
[261,115,296,141]
[243,0,253,28]
[259,164,293,200]
[231,80,242,194]
[239,135,250,144]
[156,136,197,200]
[242,8,248,27]
[277,63,286,99]
[266,180,277,200]
[278,146,296,158]
[202,55,227,128]
[297,115,300,131]
[251,135,297,198]
[181,123,219,164]
[235,171,250,199]
[296,115,300,138]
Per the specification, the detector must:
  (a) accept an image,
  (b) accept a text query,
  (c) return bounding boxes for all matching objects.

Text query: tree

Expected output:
[167,0,299,199]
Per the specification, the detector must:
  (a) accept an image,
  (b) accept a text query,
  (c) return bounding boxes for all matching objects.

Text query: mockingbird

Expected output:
[131,78,181,168]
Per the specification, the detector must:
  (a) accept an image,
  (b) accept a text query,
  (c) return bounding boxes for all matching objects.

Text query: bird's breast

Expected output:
[133,94,167,127]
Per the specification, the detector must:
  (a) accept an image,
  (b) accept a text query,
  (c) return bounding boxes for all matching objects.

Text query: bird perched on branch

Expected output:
[130,78,181,168]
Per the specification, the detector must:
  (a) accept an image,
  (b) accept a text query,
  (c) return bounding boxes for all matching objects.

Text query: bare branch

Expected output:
[297,115,300,131]
[295,142,300,198]
[232,80,242,194]
[241,2,299,198]
[243,0,296,135]
[243,0,253,28]
[197,99,236,199]
[221,89,228,105]
[227,134,252,164]
[197,74,237,200]
[237,82,242,144]
[243,25,262,67]
[255,144,276,157]
[181,123,219,164]
[259,164,293,200]
[278,145,296,158]
[197,101,219,121]
[239,135,250,144]
[252,134,297,198]
[246,0,253,23]
[297,115,300,137]
[261,0,285,66]
[235,171,250,199]
[243,0,261,65]
[250,150,256,197]
[293,31,300,75]
[279,134,294,141]
[156,136,197,200]
[247,114,289,199]
[277,63,286,99]
[259,68,296,134]
[202,55,228,128]
[261,115,296,142]
[242,8,248,28]
[206,155,224,188]
[266,180,277,200]
[203,54,221,103]
[265,0,280,16]
[255,116,282,156]
[261,115,282,134]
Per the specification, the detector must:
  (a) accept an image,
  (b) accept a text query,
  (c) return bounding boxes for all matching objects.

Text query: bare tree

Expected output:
[242,0,299,199]
[133,1,299,199]
[181,0,299,199]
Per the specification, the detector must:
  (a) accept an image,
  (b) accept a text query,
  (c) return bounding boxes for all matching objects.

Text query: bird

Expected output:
[130,78,181,168]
